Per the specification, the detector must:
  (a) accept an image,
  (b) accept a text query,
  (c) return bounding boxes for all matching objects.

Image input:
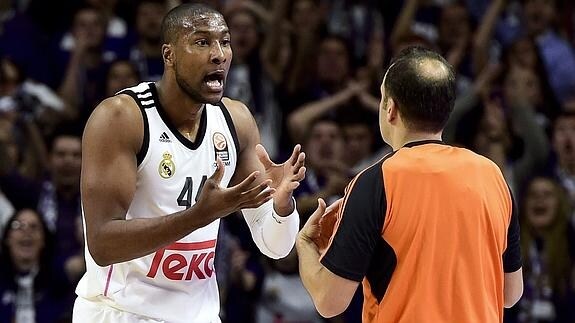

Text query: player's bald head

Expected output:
[383,46,456,132]
[161,3,225,44]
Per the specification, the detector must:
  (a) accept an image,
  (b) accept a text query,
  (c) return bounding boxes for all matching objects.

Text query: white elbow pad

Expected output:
[242,199,300,259]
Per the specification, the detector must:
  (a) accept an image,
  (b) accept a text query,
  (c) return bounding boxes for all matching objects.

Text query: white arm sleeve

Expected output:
[241,198,300,259]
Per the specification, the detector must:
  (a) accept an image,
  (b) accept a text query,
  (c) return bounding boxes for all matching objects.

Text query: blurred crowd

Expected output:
[0,0,574,322]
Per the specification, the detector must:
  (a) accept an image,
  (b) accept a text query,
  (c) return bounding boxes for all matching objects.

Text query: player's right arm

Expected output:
[82,96,272,266]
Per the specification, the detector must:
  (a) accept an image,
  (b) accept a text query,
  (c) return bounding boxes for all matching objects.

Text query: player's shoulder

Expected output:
[84,94,144,148]
[220,97,257,147]
[220,97,252,121]
[88,94,141,126]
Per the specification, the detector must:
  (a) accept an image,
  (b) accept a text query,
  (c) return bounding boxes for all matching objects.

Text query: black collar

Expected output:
[402,139,446,148]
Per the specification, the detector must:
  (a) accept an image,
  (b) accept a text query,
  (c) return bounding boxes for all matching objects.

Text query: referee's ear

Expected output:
[386,98,399,124]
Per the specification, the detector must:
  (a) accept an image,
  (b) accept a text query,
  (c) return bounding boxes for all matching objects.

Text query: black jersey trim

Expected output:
[217,101,240,156]
[116,89,150,166]
[402,139,446,148]
[149,83,207,150]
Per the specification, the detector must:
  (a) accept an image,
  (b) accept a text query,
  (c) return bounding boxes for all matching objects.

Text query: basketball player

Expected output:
[73,4,304,322]
[297,47,524,322]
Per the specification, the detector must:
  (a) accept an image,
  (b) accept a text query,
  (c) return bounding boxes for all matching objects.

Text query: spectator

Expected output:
[551,111,575,207]
[390,0,476,93]
[37,127,83,282]
[501,37,561,124]
[339,112,390,175]
[0,208,75,323]
[507,176,575,322]
[295,117,350,219]
[216,210,267,323]
[1,56,74,135]
[55,5,118,122]
[224,5,283,158]
[104,59,141,97]
[0,0,51,84]
[0,125,84,283]
[522,0,575,104]
[128,0,167,81]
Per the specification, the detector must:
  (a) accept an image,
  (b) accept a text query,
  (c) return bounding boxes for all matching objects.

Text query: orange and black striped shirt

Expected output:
[320,140,521,323]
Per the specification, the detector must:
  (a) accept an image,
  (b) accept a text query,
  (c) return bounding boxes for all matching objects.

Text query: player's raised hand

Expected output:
[194,158,275,225]
[256,144,306,214]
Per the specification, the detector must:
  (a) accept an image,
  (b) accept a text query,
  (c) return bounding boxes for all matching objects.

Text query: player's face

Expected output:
[174,13,232,104]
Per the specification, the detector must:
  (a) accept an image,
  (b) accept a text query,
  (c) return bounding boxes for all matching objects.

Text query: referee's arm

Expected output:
[297,163,385,317]
[296,199,360,318]
[503,191,523,307]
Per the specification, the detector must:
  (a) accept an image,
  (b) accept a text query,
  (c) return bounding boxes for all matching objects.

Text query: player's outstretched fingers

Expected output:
[231,170,260,193]
[288,144,301,166]
[243,186,275,209]
[255,144,274,169]
[293,151,305,170]
[287,181,300,192]
[294,166,306,182]
[209,157,225,185]
[242,179,272,198]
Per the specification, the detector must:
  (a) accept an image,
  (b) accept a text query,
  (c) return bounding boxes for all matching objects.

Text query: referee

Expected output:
[296,46,523,322]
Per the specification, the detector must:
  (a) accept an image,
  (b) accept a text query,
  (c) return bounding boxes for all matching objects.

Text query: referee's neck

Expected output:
[393,131,443,150]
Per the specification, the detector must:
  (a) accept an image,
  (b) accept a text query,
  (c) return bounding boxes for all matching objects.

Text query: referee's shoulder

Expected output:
[447,145,506,181]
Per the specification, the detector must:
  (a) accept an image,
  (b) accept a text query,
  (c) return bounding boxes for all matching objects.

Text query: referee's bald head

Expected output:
[383,47,456,133]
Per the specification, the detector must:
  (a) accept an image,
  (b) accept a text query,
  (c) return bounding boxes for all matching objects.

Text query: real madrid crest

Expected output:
[158,152,175,179]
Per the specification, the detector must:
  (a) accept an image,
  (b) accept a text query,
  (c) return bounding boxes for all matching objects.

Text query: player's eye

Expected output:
[221,39,231,47]
[195,39,209,46]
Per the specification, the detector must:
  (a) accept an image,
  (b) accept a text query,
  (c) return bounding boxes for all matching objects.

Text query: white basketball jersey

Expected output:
[76,82,239,323]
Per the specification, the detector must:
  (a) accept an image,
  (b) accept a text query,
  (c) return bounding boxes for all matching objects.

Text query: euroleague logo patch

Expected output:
[212,132,229,162]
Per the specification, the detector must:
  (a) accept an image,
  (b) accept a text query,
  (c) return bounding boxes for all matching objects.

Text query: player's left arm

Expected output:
[224,98,305,259]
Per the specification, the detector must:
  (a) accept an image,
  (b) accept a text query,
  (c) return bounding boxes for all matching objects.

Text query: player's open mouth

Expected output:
[204,70,225,92]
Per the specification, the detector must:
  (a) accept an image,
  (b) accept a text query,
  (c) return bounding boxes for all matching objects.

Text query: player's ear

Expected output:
[162,44,174,67]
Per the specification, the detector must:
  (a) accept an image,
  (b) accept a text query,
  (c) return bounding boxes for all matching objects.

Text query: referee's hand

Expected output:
[298,198,327,250]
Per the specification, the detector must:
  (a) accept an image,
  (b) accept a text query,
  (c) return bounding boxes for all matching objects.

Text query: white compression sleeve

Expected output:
[241,198,300,259]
